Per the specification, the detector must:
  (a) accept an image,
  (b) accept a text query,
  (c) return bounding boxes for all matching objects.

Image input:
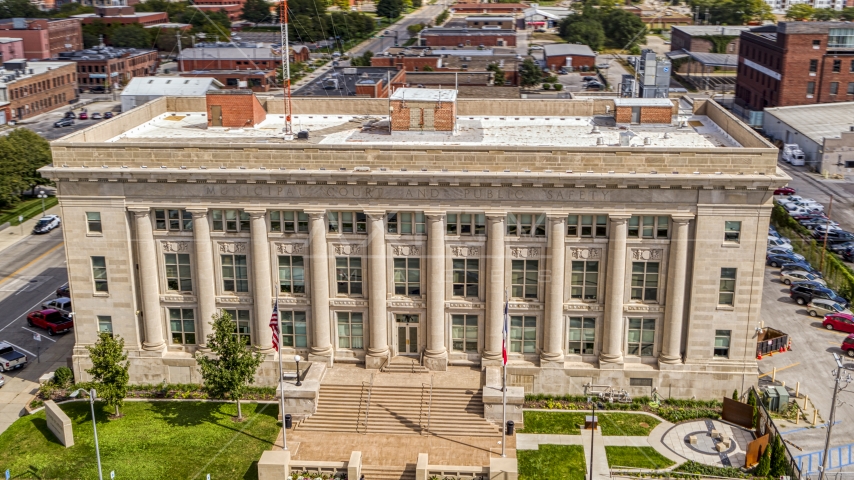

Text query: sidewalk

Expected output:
[0,204,61,254]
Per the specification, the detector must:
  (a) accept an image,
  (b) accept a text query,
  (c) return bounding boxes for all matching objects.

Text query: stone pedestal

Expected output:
[257,450,290,480]
[482,366,524,427]
[45,400,73,447]
[490,457,519,480]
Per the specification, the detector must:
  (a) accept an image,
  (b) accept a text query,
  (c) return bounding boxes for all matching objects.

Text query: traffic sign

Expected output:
[110,471,115,479]
[18,215,22,223]
[6,469,10,480]
[33,333,41,342]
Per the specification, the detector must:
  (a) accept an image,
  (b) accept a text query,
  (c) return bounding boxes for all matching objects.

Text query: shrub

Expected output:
[543,83,551,90]
[53,367,74,388]
[675,461,750,479]
[554,83,563,91]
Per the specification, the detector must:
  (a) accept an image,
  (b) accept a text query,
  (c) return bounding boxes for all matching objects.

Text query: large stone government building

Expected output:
[44,91,787,398]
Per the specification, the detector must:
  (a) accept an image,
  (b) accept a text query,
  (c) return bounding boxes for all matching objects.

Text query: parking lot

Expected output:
[17,98,121,141]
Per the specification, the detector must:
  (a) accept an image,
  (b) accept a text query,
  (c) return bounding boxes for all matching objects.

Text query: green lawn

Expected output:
[0,401,280,480]
[518,445,587,480]
[606,446,676,469]
[521,411,660,436]
[0,196,58,225]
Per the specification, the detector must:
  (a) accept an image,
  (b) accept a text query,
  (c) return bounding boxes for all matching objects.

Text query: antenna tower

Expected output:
[280,0,293,140]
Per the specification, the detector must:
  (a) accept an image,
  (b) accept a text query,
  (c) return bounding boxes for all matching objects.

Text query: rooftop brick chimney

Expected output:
[206,90,266,128]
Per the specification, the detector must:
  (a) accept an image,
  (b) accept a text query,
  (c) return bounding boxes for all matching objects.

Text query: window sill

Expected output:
[86,232,103,237]
[92,292,110,297]
[716,305,735,311]
[721,242,741,248]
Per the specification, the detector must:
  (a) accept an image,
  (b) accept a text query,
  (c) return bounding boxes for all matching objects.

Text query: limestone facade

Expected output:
[42,96,789,399]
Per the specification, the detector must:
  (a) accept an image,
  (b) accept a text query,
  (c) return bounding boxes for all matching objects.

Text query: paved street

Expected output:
[0,227,70,434]
[350,4,446,57]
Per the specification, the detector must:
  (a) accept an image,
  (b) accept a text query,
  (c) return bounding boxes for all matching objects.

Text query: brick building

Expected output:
[192,0,246,22]
[449,3,526,14]
[0,60,77,122]
[543,44,596,70]
[58,46,158,93]
[177,45,310,72]
[669,26,751,54]
[419,28,516,48]
[72,6,169,27]
[613,98,675,124]
[181,70,277,92]
[735,22,854,125]
[205,90,266,127]
[0,18,83,59]
[465,16,515,30]
[0,38,24,63]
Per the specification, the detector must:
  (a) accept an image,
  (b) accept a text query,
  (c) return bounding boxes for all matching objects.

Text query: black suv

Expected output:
[790,284,849,307]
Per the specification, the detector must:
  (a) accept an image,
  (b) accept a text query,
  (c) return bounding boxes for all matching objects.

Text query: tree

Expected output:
[518,57,543,87]
[770,434,788,478]
[195,311,264,420]
[812,7,838,20]
[840,6,854,20]
[732,389,739,401]
[422,65,433,71]
[487,62,505,85]
[86,332,130,418]
[560,18,604,51]
[110,25,152,49]
[376,0,403,20]
[755,443,771,476]
[350,50,374,66]
[412,0,422,7]
[786,3,814,20]
[407,22,425,36]
[0,0,42,18]
[242,0,271,23]
[602,9,646,50]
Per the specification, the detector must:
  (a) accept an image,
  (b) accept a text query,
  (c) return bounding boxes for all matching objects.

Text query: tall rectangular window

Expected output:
[169,308,196,345]
[97,315,113,335]
[328,211,367,233]
[221,254,249,293]
[507,213,546,237]
[393,258,421,296]
[831,82,840,95]
[446,213,486,235]
[628,216,669,238]
[155,209,193,232]
[211,209,249,232]
[809,59,818,73]
[165,253,192,292]
[570,261,599,301]
[337,311,364,349]
[86,212,102,233]
[91,256,108,292]
[714,330,731,358]
[848,82,854,95]
[567,317,596,355]
[510,316,537,353]
[511,259,539,299]
[451,314,478,353]
[280,311,307,348]
[222,309,251,345]
[336,257,363,295]
[808,82,816,95]
[452,258,479,297]
[567,215,607,237]
[628,318,655,356]
[719,268,737,306]
[278,255,305,294]
[270,211,308,233]
[387,212,425,234]
[834,59,842,73]
[724,221,741,243]
[630,262,659,302]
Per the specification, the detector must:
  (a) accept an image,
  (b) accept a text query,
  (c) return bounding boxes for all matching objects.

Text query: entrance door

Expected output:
[395,314,419,356]
[210,105,222,127]
[631,106,641,124]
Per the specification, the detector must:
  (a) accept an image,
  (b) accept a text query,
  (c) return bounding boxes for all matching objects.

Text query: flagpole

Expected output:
[276,294,288,451]
[502,288,508,458]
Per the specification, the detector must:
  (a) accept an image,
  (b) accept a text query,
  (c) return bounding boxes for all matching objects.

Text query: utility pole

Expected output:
[176,30,184,72]
[818,353,851,480]
[820,195,833,271]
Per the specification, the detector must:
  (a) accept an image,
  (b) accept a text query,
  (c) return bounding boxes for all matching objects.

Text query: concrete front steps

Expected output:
[360,465,416,480]
[296,384,501,437]
[381,357,430,374]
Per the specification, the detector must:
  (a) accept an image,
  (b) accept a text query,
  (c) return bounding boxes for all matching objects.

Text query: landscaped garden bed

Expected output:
[518,444,586,480]
[520,411,660,436]
[606,446,676,469]
[523,394,723,423]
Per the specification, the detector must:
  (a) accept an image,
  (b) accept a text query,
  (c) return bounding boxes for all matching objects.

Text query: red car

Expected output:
[824,313,854,333]
[78,112,88,120]
[774,187,796,196]
[26,309,73,336]
[842,334,854,357]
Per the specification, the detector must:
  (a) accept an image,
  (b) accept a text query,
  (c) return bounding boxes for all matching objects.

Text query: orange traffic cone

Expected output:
[757,352,763,360]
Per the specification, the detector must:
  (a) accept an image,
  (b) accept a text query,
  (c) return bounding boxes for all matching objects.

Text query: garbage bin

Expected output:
[505,420,514,436]
[284,413,292,429]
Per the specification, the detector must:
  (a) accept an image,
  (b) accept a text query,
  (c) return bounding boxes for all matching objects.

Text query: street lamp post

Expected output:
[819,353,851,480]
[37,190,47,215]
[70,388,103,480]
[294,355,302,387]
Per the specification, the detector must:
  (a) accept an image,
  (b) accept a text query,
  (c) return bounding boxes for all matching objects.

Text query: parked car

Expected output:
[792,212,827,221]
[807,298,852,317]
[767,253,806,267]
[64,111,76,119]
[91,112,102,120]
[32,214,60,234]
[103,112,114,119]
[26,309,74,336]
[814,230,854,243]
[768,234,791,244]
[813,224,843,236]
[53,118,74,128]
[78,112,88,120]
[596,63,610,69]
[823,313,854,333]
[828,242,854,254]
[774,187,796,196]
[56,286,70,298]
[42,297,71,316]
[530,45,544,50]
[768,246,803,258]
[843,249,854,263]
[841,334,854,357]
[582,76,597,82]
[0,341,27,372]
[790,280,829,291]
[791,284,847,306]
[780,262,822,276]
[585,82,605,90]
[801,219,839,230]
[0,373,4,388]
[769,238,793,250]
[782,270,825,286]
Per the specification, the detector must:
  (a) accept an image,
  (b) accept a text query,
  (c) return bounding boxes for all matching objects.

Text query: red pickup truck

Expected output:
[27,309,74,336]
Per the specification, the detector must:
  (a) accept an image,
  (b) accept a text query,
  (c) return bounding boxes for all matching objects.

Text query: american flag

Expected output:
[502,299,509,366]
[269,303,280,352]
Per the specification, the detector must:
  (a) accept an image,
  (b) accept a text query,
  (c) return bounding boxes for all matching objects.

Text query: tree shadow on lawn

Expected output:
[146,400,221,427]
[210,403,279,445]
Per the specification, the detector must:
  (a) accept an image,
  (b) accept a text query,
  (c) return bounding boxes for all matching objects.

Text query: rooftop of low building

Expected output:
[57,45,156,61]
[670,25,751,36]
[0,60,73,88]
[292,67,399,97]
[764,101,854,145]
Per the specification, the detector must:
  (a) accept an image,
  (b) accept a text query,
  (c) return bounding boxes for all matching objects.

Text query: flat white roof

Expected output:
[764,102,854,145]
[121,76,221,96]
[613,98,673,107]
[390,88,458,102]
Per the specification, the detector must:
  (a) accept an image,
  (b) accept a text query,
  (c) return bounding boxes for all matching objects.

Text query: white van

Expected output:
[769,238,793,250]
[781,144,806,166]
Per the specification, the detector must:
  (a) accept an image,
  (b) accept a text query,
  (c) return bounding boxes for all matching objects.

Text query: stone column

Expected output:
[365,211,389,369]
[541,215,566,367]
[483,213,506,364]
[130,208,165,351]
[187,208,217,349]
[660,215,693,365]
[307,210,333,364]
[600,214,631,366]
[424,212,448,371]
[247,209,274,354]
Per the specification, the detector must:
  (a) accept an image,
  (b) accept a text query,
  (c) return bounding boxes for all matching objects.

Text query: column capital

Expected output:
[304,209,326,220]
[364,210,386,221]
[485,211,507,219]
[128,207,151,216]
[608,213,633,223]
[424,211,446,219]
[670,214,694,224]
[185,207,209,218]
[546,213,567,220]
[244,208,267,218]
